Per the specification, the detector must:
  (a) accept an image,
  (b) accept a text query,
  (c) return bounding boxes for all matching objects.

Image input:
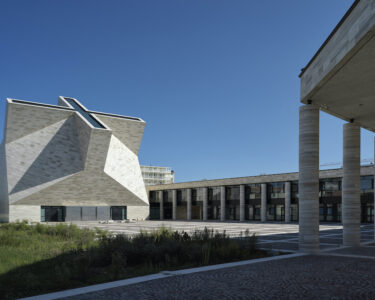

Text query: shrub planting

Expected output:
[0,222,269,299]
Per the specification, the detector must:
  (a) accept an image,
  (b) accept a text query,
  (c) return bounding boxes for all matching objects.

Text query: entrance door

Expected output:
[363,204,374,223]
[291,205,298,221]
[41,206,65,222]
[163,203,172,219]
[227,206,236,220]
[267,205,275,221]
[254,205,261,220]
[326,204,333,221]
[276,205,284,221]
[150,203,160,220]
[319,204,325,221]
[248,205,254,220]
[111,206,127,220]
[367,205,374,223]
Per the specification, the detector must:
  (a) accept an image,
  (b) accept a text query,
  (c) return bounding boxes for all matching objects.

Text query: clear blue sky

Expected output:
[1,0,372,182]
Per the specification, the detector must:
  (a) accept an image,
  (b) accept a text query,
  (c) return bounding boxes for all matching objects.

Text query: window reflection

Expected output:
[267,182,285,199]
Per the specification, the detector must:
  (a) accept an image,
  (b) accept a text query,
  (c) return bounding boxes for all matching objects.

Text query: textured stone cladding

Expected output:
[104,135,148,204]
[9,205,40,223]
[93,114,145,155]
[0,142,9,222]
[127,206,149,220]
[7,116,82,204]
[0,97,149,222]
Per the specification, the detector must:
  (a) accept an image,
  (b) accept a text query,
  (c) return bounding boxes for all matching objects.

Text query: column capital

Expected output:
[343,121,360,129]
[299,103,320,113]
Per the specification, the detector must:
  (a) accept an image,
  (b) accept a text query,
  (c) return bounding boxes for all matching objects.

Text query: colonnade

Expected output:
[299,103,362,253]
[159,182,292,223]
[158,102,367,255]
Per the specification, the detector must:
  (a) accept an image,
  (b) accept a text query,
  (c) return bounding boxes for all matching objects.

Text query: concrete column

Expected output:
[240,185,245,222]
[285,182,291,223]
[187,188,192,220]
[172,190,177,220]
[159,190,164,220]
[203,187,208,221]
[261,183,267,222]
[220,186,226,221]
[299,104,320,254]
[342,122,361,246]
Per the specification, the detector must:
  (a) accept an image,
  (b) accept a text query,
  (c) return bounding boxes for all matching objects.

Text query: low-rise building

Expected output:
[146,165,374,223]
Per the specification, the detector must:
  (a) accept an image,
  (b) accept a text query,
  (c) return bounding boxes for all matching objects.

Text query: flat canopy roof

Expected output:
[300,0,375,132]
[299,0,360,78]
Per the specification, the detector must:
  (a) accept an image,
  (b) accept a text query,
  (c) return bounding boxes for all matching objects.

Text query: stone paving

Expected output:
[73,220,309,238]
[59,222,375,300]
[64,255,375,300]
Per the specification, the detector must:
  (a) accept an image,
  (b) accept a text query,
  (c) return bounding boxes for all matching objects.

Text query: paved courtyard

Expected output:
[73,220,374,253]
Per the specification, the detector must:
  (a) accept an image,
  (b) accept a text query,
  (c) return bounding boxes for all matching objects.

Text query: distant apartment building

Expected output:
[141,165,174,186]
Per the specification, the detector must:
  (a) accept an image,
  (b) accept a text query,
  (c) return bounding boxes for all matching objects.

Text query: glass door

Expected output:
[367,205,374,223]
[111,206,127,220]
[276,205,284,221]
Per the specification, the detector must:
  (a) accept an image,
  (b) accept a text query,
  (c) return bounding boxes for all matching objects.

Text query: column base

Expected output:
[343,223,360,246]
[299,235,320,254]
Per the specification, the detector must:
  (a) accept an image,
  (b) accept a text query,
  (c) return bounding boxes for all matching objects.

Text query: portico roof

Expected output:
[299,0,375,132]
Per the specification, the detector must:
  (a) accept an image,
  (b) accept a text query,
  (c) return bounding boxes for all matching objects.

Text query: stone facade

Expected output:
[126,206,149,221]
[0,97,149,222]
[9,205,40,223]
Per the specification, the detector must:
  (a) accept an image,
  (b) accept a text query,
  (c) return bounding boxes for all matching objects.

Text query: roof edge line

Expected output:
[299,0,360,78]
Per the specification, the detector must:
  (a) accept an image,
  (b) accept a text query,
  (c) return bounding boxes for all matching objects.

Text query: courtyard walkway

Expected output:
[65,254,375,300]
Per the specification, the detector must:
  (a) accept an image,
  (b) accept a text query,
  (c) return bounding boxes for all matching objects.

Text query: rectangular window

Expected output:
[291,181,299,200]
[360,176,373,190]
[177,189,187,205]
[226,186,240,201]
[268,182,285,199]
[246,184,261,200]
[196,188,205,202]
[208,187,221,201]
[320,179,341,191]
[163,190,173,203]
